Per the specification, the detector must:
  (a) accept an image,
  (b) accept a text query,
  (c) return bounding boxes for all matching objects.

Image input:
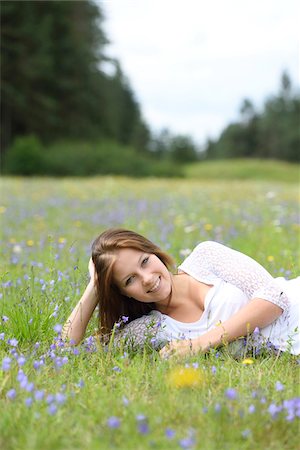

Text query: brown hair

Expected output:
[91,228,174,338]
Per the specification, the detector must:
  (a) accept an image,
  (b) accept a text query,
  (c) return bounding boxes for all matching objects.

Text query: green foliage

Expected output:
[0,1,148,153]
[205,72,300,162]
[3,137,183,177]
[2,135,46,175]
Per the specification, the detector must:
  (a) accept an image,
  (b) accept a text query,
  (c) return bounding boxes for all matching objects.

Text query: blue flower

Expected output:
[107,416,121,428]
[6,389,16,400]
[2,357,11,371]
[275,381,284,391]
[165,428,176,439]
[225,388,238,400]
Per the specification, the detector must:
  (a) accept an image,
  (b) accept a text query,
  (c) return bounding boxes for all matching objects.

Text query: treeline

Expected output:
[1,1,299,178]
[1,0,198,176]
[204,72,299,162]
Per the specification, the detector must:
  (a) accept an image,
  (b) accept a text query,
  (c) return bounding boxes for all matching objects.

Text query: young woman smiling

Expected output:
[62,228,300,357]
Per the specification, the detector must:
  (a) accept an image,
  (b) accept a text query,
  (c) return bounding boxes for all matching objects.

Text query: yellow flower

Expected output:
[242,358,254,365]
[267,255,274,262]
[0,206,7,214]
[74,220,82,227]
[58,237,66,244]
[204,223,213,231]
[167,366,203,388]
[26,240,34,247]
[9,238,17,244]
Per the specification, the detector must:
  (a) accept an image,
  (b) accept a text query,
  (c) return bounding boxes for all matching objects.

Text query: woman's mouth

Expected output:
[147,277,161,293]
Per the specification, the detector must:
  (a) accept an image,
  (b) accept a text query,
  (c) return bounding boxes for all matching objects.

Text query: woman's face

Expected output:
[113,248,172,305]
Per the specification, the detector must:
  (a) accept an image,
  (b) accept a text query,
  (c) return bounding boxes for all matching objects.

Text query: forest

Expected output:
[1,0,299,176]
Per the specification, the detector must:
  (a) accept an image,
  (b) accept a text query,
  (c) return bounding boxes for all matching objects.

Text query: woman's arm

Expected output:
[160,298,282,358]
[61,259,98,344]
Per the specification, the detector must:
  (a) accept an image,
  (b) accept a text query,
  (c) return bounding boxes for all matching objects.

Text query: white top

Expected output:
[115,241,299,355]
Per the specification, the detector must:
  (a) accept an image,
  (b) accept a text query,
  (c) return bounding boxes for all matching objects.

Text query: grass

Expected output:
[0,174,299,450]
[184,158,300,183]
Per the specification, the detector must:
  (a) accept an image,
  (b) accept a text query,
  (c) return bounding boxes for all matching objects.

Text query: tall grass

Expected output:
[0,175,299,450]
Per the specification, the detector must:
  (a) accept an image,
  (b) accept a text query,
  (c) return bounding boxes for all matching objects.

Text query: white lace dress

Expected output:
[115,241,300,355]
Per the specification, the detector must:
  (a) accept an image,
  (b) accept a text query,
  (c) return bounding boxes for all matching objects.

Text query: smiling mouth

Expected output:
[147,277,161,293]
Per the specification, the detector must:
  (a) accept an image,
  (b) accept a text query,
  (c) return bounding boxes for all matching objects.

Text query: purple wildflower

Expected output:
[6,389,16,400]
[48,404,57,415]
[225,388,238,400]
[248,404,256,414]
[165,428,176,439]
[0,332,5,340]
[2,357,11,371]
[34,390,44,401]
[25,397,33,407]
[53,324,62,334]
[7,338,18,347]
[275,381,284,391]
[107,416,121,428]
[2,315,9,322]
[112,366,121,373]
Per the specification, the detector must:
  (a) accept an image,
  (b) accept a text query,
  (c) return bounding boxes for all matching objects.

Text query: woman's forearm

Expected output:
[160,298,283,358]
[62,281,98,344]
[197,298,283,351]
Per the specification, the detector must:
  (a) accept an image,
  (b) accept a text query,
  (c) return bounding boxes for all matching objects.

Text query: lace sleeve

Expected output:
[112,311,165,350]
[179,241,289,311]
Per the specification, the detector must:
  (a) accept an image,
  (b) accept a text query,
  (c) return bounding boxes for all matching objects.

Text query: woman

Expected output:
[62,228,299,357]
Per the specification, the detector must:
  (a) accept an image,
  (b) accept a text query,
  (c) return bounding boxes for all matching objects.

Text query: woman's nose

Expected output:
[141,272,152,286]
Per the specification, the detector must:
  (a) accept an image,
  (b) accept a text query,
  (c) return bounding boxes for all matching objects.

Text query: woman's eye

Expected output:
[142,257,149,266]
[125,277,133,286]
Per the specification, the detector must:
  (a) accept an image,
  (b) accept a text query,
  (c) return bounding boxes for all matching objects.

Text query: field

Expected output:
[0,174,299,450]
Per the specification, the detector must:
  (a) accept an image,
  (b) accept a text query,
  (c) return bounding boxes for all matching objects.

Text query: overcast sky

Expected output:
[100,0,299,146]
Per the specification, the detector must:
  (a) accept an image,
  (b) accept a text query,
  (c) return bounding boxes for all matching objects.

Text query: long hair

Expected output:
[91,228,174,338]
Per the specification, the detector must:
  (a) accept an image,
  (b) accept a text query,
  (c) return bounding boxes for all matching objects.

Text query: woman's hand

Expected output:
[88,257,96,283]
[159,337,205,359]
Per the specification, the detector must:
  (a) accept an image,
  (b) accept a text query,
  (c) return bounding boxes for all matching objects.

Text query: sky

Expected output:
[100,0,299,147]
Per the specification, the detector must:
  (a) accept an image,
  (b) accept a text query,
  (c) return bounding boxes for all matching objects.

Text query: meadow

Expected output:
[0,174,299,450]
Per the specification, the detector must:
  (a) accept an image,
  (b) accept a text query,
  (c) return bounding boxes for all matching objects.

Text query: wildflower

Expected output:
[17,356,26,366]
[167,366,203,388]
[211,365,217,374]
[225,388,238,400]
[112,366,121,373]
[204,223,213,231]
[165,428,176,439]
[242,358,254,365]
[27,240,34,247]
[248,404,256,414]
[0,333,5,340]
[122,396,129,406]
[7,338,18,347]
[121,315,129,323]
[55,393,66,404]
[25,397,33,407]
[2,315,9,323]
[48,404,57,415]
[46,394,55,404]
[53,324,62,334]
[6,389,16,400]
[107,416,121,429]
[267,255,274,262]
[214,403,221,412]
[34,390,44,401]
[275,381,284,391]
[2,357,11,371]
[58,237,66,244]
[268,403,282,418]
[136,415,149,434]
[241,429,251,439]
